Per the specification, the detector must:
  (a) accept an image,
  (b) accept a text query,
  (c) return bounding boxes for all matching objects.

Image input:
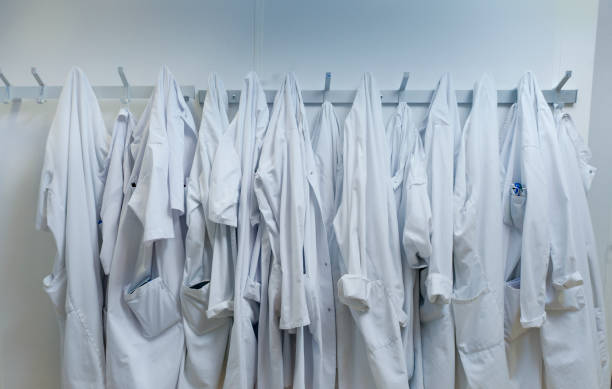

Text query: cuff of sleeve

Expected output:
[520,312,546,329]
[425,273,453,304]
[243,278,261,303]
[207,299,234,319]
[392,297,409,327]
[208,211,238,228]
[337,274,370,311]
[553,271,583,289]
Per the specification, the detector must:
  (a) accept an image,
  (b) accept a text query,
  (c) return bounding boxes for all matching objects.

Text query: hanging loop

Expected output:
[31,67,46,104]
[118,66,130,105]
[0,69,10,104]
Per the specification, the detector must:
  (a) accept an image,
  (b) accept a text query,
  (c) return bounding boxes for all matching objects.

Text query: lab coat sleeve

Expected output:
[255,121,311,330]
[36,112,69,260]
[542,106,582,291]
[424,121,455,304]
[36,158,66,261]
[128,130,174,243]
[452,124,488,301]
[99,118,128,275]
[401,138,432,269]
[183,147,210,288]
[207,133,241,227]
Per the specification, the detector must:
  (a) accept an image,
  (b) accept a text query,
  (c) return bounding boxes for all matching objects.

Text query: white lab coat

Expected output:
[538,107,609,389]
[254,73,336,389]
[418,73,459,389]
[36,67,110,389]
[222,72,270,389]
[559,109,610,388]
[105,66,196,389]
[532,86,588,389]
[100,108,137,276]
[178,74,237,389]
[501,72,551,331]
[451,75,511,389]
[500,72,552,388]
[311,101,360,389]
[333,73,409,388]
[385,102,431,389]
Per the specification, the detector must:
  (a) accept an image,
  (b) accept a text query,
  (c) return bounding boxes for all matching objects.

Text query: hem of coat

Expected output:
[425,273,453,304]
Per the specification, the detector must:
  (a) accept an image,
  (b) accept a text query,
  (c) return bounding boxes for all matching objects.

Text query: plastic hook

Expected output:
[555,70,572,92]
[118,66,130,105]
[0,69,10,104]
[323,72,331,102]
[31,67,46,104]
[398,72,410,102]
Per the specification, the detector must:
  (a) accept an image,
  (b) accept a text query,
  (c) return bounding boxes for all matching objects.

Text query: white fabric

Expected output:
[333,73,409,388]
[499,101,542,389]
[100,108,137,276]
[179,73,236,389]
[385,102,431,389]
[538,107,610,389]
[311,102,366,389]
[105,66,196,389]
[36,67,110,389]
[222,71,270,389]
[500,72,550,330]
[452,75,511,389]
[254,73,336,389]
[418,73,459,389]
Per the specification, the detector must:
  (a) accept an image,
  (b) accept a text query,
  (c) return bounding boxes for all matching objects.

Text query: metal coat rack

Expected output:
[0,68,577,106]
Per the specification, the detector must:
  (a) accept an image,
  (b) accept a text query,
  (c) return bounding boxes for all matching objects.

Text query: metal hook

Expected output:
[31,67,46,104]
[323,72,331,102]
[555,70,572,92]
[118,66,130,105]
[398,72,410,102]
[0,68,10,104]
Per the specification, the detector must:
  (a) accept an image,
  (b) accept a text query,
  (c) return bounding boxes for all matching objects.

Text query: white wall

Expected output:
[589,0,612,356]
[0,1,602,387]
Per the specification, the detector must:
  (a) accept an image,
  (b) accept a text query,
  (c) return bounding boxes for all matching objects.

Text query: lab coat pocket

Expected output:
[347,279,408,387]
[420,298,446,323]
[504,192,526,231]
[504,281,528,341]
[545,284,585,312]
[125,277,181,338]
[594,308,609,367]
[454,289,501,352]
[454,289,508,388]
[181,283,227,335]
[43,269,68,317]
[45,271,104,381]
